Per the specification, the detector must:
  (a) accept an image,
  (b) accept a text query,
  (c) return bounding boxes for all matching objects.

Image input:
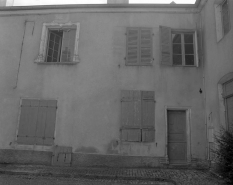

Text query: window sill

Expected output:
[172,65,197,67]
[125,64,153,66]
[120,141,155,144]
[35,62,79,65]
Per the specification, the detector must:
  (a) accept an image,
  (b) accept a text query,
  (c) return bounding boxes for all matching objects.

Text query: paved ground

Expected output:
[0,165,225,185]
[0,174,169,185]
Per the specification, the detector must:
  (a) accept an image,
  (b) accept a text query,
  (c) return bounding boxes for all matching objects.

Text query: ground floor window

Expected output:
[120,90,155,142]
[17,99,57,146]
[223,79,233,129]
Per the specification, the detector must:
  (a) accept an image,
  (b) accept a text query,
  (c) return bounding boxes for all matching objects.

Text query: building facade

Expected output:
[0,0,231,167]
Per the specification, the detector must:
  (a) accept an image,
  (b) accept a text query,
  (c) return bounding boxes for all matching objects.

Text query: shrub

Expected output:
[213,127,233,184]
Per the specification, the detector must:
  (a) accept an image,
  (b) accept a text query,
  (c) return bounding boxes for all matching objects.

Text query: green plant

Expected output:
[213,126,233,184]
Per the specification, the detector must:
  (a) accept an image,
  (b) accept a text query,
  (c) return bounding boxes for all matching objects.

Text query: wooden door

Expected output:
[167,110,187,164]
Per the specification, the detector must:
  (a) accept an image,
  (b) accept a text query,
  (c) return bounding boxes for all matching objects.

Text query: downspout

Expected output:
[13,20,35,89]
[199,0,209,161]
[13,20,26,89]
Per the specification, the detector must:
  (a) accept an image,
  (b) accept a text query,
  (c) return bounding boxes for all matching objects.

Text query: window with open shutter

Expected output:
[160,26,199,67]
[126,28,153,66]
[121,90,155,142]
[17,99,57,146]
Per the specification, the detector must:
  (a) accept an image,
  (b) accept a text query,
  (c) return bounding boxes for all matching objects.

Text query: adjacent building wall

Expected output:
[200,0,233,158]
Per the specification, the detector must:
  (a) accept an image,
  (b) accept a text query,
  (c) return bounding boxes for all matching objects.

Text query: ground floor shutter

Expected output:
[121,90,141,142]
[121,90,155,142]
[17,99,57,146]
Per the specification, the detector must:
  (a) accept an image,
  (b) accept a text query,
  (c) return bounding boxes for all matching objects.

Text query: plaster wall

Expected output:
[200,0,233,135]
[0,9,205,159]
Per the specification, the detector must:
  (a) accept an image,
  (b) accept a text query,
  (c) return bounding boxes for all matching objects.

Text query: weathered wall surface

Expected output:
[201,0,233,144]
[0,8,205,160]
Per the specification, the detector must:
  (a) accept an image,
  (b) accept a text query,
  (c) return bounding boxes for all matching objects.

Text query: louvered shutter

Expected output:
[126,28,139,65]
[121,90,141,142]
[17,99,39,145]
[141,91,155,142]
[140,28,153,64]
[194,31,199,67]
[35,100,56,145]
[17,99,57,146]
[160,26,172,65]
[43,100,57,145]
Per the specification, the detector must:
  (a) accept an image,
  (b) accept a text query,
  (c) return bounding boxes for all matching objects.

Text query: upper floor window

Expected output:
[126,28,153,66]
[215,0,231,42]
[35,22,80,64]
[160,26,199,67]
[222,0,230,35]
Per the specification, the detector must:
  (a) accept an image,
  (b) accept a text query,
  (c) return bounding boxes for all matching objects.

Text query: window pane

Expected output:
[54,43,59,52]
[47,56,52,62]
[185,44,194,54]
[173,55,182,65]
[172,34,181,43]
[50,32,55,41]
[60,29,76,62]
[185,55,194,65]
[47,49,53,57]
[48,40,54,49]
[184,34,193,43]
[173,44,182,54]
[53,51,59,61]
[222,0,230,34]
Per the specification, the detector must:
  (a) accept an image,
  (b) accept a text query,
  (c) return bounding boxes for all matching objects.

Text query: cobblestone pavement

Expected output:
[0,174,169,185]
[0,165,225,185]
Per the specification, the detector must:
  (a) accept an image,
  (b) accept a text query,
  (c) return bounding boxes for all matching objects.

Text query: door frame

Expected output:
[165,106,191,164]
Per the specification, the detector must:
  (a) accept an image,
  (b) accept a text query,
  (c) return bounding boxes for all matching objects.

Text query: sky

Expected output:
[12,0,196,6]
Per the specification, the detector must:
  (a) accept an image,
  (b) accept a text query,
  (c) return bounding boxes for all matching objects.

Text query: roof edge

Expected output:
[0,1,201,11]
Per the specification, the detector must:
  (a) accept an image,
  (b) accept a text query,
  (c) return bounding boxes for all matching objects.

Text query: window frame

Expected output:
[35,22,80,64]
[223,79,233,130]
[126,27,153,66]
[171,30,197,67]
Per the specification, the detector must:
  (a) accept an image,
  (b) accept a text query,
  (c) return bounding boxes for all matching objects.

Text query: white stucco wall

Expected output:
[0,6,205,159]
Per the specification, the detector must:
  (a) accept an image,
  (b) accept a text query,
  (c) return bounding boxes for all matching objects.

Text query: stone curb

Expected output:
[0,169,176,185]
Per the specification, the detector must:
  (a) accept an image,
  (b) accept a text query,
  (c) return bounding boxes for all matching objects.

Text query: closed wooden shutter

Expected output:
[17,99,39,145]
[142,91,155,142]
[17,99,57,146]
[140,28,153,64]
[121,90,141,142]
[160,26,172,65]
[43,100,57,145]
[126,28,139,65]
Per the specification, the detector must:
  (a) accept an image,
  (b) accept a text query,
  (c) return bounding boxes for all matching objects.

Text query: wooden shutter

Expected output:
[141,91,155,142]
[121,90,141,141]
[18,99,57,146]
[43,100,57,145]
[160,26,172,65]
[126,28,139,65]
[140,28,153,64]
[17,99,39,145]
[194,31,199,67]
